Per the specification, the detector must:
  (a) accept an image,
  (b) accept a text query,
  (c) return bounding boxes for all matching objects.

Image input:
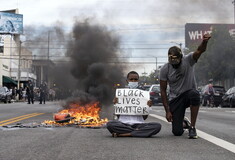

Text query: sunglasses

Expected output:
[169,55,179,59]
[129,78,138,81]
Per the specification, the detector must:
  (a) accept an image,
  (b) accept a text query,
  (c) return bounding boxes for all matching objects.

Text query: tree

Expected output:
[139,70,158,85]
[195,25,235,86]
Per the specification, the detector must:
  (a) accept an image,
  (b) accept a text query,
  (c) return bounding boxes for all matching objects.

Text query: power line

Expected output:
[0,57,167,64]
[2,42,179,46]
[0,57,31,60]
[1,41,71,44]
[111,27,184,31]
[0,46,72,50]
[0,55,167,59]
[1,46,169,50]
[50,61,167,64]
[233,0,235,24]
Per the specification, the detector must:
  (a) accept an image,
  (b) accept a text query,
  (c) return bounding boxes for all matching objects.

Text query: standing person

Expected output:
[202,79,215,107]
[39,81,48,104]
[11,87,16,101]
[22,87,26,102]
[26,80,34,104]
[106,71,161,138]
[48,88,55,101]
[160,34,211,139]
[19,87,23,100]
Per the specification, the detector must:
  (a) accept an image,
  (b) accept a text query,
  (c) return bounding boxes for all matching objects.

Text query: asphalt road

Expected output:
[0,101,234,160]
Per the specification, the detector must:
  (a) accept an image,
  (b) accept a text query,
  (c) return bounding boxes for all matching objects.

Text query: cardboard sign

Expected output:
[114,88,150,115]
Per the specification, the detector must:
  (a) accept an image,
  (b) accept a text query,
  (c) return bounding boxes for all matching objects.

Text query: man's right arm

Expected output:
[160,80,172,122]
[160,80,169,112]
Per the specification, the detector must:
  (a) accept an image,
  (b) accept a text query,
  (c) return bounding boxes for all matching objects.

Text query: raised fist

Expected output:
[203,33,211,41]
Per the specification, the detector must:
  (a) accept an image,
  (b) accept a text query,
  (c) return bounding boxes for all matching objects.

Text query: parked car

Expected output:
[148,84,162,105]
[0,87,12,103]
[142,85,151,91]
[221,86,235,108]
[201,85,226,107]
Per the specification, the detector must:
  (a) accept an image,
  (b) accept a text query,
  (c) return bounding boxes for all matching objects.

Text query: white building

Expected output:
[0,35,14,87]
[0,9,36,88]
[0,34,36,88]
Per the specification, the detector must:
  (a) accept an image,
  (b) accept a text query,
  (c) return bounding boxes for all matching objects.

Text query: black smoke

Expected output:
[23,21,126,117]
[66,21,125,105]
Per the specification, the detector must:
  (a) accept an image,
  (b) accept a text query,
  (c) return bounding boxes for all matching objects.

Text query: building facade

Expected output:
[0,34,37,88]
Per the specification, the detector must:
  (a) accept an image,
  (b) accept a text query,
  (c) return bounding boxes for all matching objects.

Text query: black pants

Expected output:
[27,94,34,104]
[169,89,200,136]
[40,92,46,104]
[106,120,161,137]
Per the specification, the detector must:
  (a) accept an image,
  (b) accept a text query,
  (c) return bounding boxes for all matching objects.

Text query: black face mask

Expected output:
[171,62,181,69]
[168,55,182,69]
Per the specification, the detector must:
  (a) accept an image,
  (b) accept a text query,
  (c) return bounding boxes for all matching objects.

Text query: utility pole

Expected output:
[155,57,158,76]
[233,0,235,24]
[47,31,50,60]
[142,68,147,84]
[17,41,22,93]
[155,57,160,84]
[155,57,158,72]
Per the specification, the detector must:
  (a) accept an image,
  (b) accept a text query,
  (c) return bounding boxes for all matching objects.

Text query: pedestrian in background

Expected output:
[26,80,34,104]
[160,33,211,139]
[39,81,48,104]
[48,88,56,101]
[203,79,215,107]
[22,88,26,102]
[11,86,16,101]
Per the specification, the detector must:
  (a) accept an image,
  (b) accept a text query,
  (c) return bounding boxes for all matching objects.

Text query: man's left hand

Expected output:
[203,33,211,42]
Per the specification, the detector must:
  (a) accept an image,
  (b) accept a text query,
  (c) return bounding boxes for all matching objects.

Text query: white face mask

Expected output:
[128,82,138,89]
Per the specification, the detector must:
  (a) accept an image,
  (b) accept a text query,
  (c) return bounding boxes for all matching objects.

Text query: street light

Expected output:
[146,55,158,76]
[141,68,148,84]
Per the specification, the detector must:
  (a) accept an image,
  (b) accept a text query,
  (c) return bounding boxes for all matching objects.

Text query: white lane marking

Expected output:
[185,110,206,113]
[149,114,235,154]
[152,108,207,113]
[225,111,235,113]
[151,110,163,112]
[150,114,168,122]
[199,110,206,112]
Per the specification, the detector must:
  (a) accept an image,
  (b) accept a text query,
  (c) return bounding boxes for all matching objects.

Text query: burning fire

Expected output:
[44,102,108,127]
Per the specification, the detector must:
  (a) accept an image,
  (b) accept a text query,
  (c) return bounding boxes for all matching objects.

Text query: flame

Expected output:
[44,101,108,127]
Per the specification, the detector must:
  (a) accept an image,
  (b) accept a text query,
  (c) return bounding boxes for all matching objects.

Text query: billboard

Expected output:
[185,23,235,48]
[0,12,23,34]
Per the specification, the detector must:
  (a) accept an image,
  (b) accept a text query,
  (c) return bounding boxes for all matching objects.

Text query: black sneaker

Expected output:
[112,133,118,138]
[183,117,191,129]
[188,126,198,139]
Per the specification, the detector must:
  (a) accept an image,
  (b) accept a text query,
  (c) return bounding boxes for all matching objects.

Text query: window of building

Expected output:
[0,46,3,53]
